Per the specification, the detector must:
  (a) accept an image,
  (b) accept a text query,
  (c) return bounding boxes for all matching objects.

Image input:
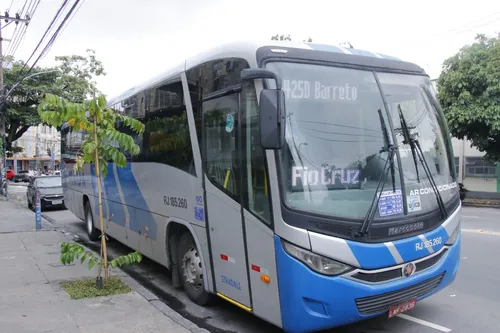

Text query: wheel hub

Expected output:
[181,247,203,290]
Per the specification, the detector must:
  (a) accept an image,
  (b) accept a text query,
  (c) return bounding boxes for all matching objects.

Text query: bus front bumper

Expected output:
[274,233,461,333]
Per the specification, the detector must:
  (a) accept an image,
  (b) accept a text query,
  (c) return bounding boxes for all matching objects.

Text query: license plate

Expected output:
[388,298,417,318]
[52,200,63,205]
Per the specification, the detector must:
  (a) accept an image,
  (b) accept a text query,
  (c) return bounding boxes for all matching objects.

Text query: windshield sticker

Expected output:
[407,194,422,213]
[408,182,458,197]
[282,80,358,101]
[225,114,234,133]
[378,190,404,217]
[291,166,361,190]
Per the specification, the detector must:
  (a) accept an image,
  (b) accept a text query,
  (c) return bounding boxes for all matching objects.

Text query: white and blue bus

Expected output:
[60,40,461,333]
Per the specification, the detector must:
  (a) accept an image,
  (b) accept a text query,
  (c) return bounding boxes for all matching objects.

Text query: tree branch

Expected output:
[8,120,19,143]
[13,125,31,142]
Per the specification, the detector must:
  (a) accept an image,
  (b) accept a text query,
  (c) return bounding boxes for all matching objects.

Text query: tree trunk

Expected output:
[93,114,108,285]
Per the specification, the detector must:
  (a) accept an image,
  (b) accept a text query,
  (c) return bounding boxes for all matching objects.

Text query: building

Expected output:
[431,79,499,193]
[452,138,499,192]
[6,124,61,173]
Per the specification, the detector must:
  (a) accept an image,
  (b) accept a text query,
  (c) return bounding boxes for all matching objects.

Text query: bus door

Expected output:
[202,91,252,309]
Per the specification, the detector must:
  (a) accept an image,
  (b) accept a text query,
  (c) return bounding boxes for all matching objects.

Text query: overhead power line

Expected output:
[15,0,71,74]
[7,0,82,99]
[3,0,41,67]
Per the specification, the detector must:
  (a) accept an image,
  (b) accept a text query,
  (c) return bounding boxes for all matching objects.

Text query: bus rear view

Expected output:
[250,45,461,333]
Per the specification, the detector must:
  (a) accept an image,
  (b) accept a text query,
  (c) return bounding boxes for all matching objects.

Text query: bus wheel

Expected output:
[85,201,100,242]
[178,232,210,305]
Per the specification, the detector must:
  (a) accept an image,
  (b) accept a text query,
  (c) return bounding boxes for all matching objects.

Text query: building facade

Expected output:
[452,137,499,192]
[7,124,61,173]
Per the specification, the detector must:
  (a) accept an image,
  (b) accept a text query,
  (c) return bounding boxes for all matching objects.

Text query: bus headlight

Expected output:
[445,221,461,245]
[281,240,353,276]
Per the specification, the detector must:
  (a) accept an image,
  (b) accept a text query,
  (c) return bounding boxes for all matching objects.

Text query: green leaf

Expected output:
[98,95,107,108]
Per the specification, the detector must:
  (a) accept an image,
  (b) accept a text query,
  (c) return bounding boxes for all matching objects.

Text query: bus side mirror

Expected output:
[259,89,285,149]
[241,68,286,150]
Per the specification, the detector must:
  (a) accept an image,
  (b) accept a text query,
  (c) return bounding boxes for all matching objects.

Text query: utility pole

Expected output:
[0,11,30,193]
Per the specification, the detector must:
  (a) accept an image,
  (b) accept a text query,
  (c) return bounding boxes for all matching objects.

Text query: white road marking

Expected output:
[398,314,452,332]
[462,228,500,236]
[462,215,478,218]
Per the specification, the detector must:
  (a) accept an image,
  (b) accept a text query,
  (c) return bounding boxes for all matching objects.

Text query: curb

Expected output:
[41,215,210,333]
[462,202,500,209]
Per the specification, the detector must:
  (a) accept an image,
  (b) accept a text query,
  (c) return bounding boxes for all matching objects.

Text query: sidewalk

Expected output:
[0,200,208,333]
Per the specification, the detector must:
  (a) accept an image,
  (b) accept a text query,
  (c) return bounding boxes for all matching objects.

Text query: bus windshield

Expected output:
[265,62,458,221]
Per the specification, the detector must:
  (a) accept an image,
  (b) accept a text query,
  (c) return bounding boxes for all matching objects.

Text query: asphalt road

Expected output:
[9,186,497,333]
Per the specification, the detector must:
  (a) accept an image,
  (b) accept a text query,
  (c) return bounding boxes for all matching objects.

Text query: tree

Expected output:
[271,34,313,42]
[38,93,144,286]
[3,49,105,153]
[6,146,23,158]
[437,33,500,161]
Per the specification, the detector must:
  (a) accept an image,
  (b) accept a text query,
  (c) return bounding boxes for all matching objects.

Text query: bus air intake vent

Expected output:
[415,249,448,272]
[355,272,445,315]
[351,267,402,283]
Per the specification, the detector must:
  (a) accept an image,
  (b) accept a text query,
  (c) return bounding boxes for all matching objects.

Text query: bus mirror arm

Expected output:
[240,68,282,90]
[241,68,286,150]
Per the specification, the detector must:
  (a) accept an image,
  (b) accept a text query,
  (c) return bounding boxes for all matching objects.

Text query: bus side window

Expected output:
[241,82,272,225]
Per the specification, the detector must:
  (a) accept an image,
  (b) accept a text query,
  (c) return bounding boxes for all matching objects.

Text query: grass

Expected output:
[60,275,132,299]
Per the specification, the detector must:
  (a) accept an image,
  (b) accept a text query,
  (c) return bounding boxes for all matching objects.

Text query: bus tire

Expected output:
[85,201,100,242]
[177,232,210,306]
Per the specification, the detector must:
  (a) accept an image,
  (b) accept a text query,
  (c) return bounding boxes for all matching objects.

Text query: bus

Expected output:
[60,40,462,333]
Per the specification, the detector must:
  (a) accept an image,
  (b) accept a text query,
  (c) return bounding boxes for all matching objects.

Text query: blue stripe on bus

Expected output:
[89,164,99,212]
[392,226,450,263]
[115,163,157,241]
[104,164,126,227]
[346,240,396,269]
[90,164,126,227]
[347,225,451,269]
[275,233,461,333]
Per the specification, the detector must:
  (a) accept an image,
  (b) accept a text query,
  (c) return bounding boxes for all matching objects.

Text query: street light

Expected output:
[5,69,61,99]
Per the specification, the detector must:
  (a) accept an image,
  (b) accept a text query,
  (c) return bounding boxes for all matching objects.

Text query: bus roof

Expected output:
[107,40,419,106]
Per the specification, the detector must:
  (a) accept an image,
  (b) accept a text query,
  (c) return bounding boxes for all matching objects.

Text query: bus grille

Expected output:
[351,249,448,283]
[355,272,445,315]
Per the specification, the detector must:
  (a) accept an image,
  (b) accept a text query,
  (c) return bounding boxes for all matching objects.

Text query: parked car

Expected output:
[26,175,65,211]
[6,170,14,180]
[13,170,34,183]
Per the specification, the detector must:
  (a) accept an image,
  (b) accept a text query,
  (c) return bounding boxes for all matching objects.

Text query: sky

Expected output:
[1,0,499,99]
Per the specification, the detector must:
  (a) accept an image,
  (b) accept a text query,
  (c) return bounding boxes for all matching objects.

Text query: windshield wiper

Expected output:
[397,105,420,182]
[355,109,397,237]
[378,109,396,192]
[397,104,448,220]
